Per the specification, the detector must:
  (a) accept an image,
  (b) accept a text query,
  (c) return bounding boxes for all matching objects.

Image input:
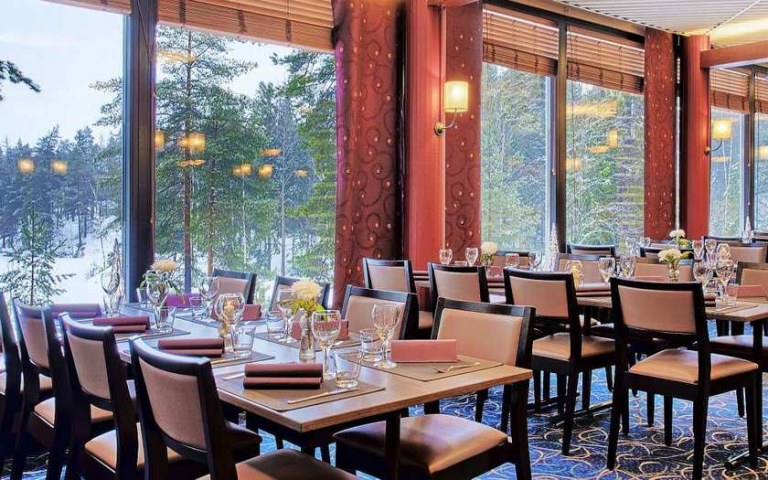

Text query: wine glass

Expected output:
[465,247,479,266]
[704,238,717,264]
[438,249,453,265]
[311,311,342,380]
[275,289,298,344]
[598,257,616,284]
[528,251,542,271]
[504,253,520,268]
[716,243,731,261]
[715,259,735,290]
[641,237,652,248]
[146,278,170,329]
[199,276,220,323]
[692,260,713,289]
[692,240,704,260]
[100,269,121,317]
[372,303,400,369]
[215,293,244,325]
[618,255,636,278]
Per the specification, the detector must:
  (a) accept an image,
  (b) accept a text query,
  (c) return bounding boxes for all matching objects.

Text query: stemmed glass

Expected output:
[275,289,298,344]
[704,238,717,264]
[692,240,704,260]
[199,276,220,323]
[504,253,520,268]
[716,243,731,261]
[372,304,400,369]
[101,269,121,317]
[618,255,636,278]
[465,247,479,266]
[215,293,245,353]
[715,258,735,291]
[641,237,652,248]
[146,278,170,330]
[692,260,713,289]
[598,257,616,284]
[311,311,342,380]
[528,251,542,271]
[439,249,453,265]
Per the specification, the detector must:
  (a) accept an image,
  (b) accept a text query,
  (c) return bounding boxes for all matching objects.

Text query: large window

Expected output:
[0,0,124,304]
[152,25,336,302]
[709,108,745,236]
[755,113,768,232]
[481,64,551,251]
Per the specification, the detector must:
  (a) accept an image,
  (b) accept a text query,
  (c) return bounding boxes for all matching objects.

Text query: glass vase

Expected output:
[668,263,680,283]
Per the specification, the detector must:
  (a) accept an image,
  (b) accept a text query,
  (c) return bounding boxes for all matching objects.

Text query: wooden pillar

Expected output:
[404,0,445,269]
[680,35,711,238]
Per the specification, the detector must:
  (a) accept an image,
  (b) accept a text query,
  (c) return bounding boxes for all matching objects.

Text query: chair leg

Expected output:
[606,373,624,470]
[475,389,488,423]
[582,371,591,412]
[320,444,331,463]
[605,366,613,392]
[533,371,541,412]
[556,374,566,415]
[543,372,551,401]
[664,396,673,446]
[500,385,512,433]
[744,379,759,468]
[691,394,708,480]
[561,372,579,456]
[10,432,29,480]
[736,388,745,418]
[275,437,285,449]
[424,400,440,415]
[646,393,655,426]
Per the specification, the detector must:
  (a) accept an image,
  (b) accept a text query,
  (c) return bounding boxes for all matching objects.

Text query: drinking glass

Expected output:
[704,238,717,263]
[156,306,175,333]
[715,259,735,289]
[528,251,542,271]
[504,253,520,268]
[598,257,616,284]
[641,237,652,248]
[465,247,479,267]
[199,276,220,323]
[334,351,362,389]
[146,278,171,329]
[135,288,150,308]
[716,243,731,261]
[438,248,453,266]
[692,240,704,260]
[311,311,342,380]
[105,289,124,318]
[372,304,400,369]
[359,328,383,362]
[215,293,245,326]
[266,312,286,339]
[618,255,636,278]
[275,289,298,344]
[692,261,713,287]
[100,269,121,317]
[231,323,257,358]
[188,294,203,321]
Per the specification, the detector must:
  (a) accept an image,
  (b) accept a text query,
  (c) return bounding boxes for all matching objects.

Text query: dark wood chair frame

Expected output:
[267,275,331,311]
[566,244,617,256]
[503,268,617,455]
[362,258,417,294]
[212,268,257,305]
[606,278,760,480]
[0,293,25,473]
[427,263,490,309]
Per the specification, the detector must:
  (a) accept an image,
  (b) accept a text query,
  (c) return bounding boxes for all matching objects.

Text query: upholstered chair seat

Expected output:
[198,449,354,480]
[33,397,113,426]
[85,423,183,470]
[630,349,758,384]
[533,333,614,361]
[334,414,509,475]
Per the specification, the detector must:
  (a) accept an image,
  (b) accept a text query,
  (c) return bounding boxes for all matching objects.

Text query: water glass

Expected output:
[334,351,362,389]
[359,328,383,362]
[504,253,520,268]
[716,243,731,261]
[199,276,220,322]
[266,312,286,339]
[188,294,203,320]
[438,248,453,265]
[275,289,298,344]
[135,288,150,308]
[715,259,735,288]
[372,304,400,369]
[215,293,245,325]
[105,289,124,317]
[598,257,615,284]
[716,279,738,309]
[692,260,713,286]
[618,255,636,278]
[465,247,479,266]
[312,311,342,379]
[156,306,175,333]
[231,323,257,358]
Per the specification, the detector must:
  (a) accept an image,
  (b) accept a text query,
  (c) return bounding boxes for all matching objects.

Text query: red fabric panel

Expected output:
[643,29,676,239]
[445,2,482,259]
[332,0,404,308]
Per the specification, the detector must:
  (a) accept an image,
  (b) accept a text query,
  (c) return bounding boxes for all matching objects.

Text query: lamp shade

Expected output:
[711,119,733,140]
[444,81,469,113]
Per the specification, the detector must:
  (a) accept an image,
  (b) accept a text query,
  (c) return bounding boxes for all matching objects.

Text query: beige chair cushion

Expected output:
[418,310,433,330]
[533,333,614,361]
[33,397,113,425]
[0,373,52,394]
[85,423,183,470]
[198,449,354,480]
[433,270,482,302]
[630,348,758,384]
[333,414,508,474]
[368,265,409,292]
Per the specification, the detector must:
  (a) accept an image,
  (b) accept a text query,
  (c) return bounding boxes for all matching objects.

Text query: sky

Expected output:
[0,0,292,144]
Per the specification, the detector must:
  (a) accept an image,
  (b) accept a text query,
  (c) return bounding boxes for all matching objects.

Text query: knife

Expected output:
[432,362,481,374]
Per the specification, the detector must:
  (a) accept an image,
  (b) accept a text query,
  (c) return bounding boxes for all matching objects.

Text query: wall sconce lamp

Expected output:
[706,119,733,154]
[435,81,469,136]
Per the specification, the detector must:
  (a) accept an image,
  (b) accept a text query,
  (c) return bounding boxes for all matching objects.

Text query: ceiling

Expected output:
[552,0,768,46]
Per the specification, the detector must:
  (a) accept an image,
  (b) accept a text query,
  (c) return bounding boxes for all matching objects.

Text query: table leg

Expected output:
[385,412,401,480]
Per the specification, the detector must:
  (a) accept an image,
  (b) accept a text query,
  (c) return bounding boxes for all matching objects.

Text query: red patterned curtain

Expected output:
[332,0,404,307]
[644,28,677,239]
[444,2,482,257]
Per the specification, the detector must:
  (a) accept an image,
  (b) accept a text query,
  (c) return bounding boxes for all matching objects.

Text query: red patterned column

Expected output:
[444,2,482,258]
[643,28,676,239]
[332,0,404,307]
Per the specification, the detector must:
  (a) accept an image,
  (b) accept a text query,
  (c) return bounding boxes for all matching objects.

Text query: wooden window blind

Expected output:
[566,26,644,94]
[710,69,749,113]
[756,75,768,114]
[482,5,559,77]
[42,0,131,15]
[158,0,333,52]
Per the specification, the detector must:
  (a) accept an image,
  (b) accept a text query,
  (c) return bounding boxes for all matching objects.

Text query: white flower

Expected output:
[669,229,686,239]
[291,279,323,301]
[658,248,683,264]
[151,259,178,273]
[481,241,498,255]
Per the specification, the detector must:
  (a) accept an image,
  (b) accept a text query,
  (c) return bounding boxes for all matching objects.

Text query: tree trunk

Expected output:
[182,31,193,292]
[206,157,217,276]
[280,182,286,275]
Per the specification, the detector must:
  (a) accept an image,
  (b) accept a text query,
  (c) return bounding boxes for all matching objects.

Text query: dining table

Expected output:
[111,304,532,480]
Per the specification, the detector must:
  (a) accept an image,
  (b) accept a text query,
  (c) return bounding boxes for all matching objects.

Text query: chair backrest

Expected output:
[428,263,489,306]
[754,232,768,241]
[492,251,530,268]
[639,247,661,260]
[737,262,768,293]
[0,293,23,436]
[504,268,579,328]
[555,253,604,284]
[566,244,616,256]
[341,286,418,339]
[362,258,416,294]
[212,268,257,304]
[131,339,239,478]
[634,257,694,282]
[13,301,50,372]
[703,235,743,244]
[268,276,331,311]
[433,298,534,368]
[729,244,768,264]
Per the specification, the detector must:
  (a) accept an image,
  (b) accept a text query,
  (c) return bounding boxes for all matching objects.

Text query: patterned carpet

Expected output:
[4,368,768,479]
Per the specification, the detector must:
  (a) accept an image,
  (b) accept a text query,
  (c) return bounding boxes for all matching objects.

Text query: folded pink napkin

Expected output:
[635,276,667,282]
[390,339,458,363]
[157,337,224,357]
[243,377,322,389]
[92,316,150,332]
[52,303,102,319]
[577,283,610,292]
[244,363,323,378]
[162,349,224,357]
[241,304,262,321]
[737,285,766,298]
[165,294,192,308]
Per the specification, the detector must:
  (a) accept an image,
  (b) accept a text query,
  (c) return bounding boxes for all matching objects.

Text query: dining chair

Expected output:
[728,243,768,263]
[639,247,661,259]
[362,258,417,293]
[555,253,604,284]
[566,244,617,256]
[753,232,768,241]
[703,235,743,244]
[212,268,257,304]
[130,339,354,480]
[267,275,331,311]
[606,278,760,480]
[428,263,490,308]
[634,257,694,282]
[11,304,114,480]
[342,286,419,340]
[492,251,530,267]
[334,298,534,480]
[0,293,26,472]
[503,268,616,455]
[736,261,768,293]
